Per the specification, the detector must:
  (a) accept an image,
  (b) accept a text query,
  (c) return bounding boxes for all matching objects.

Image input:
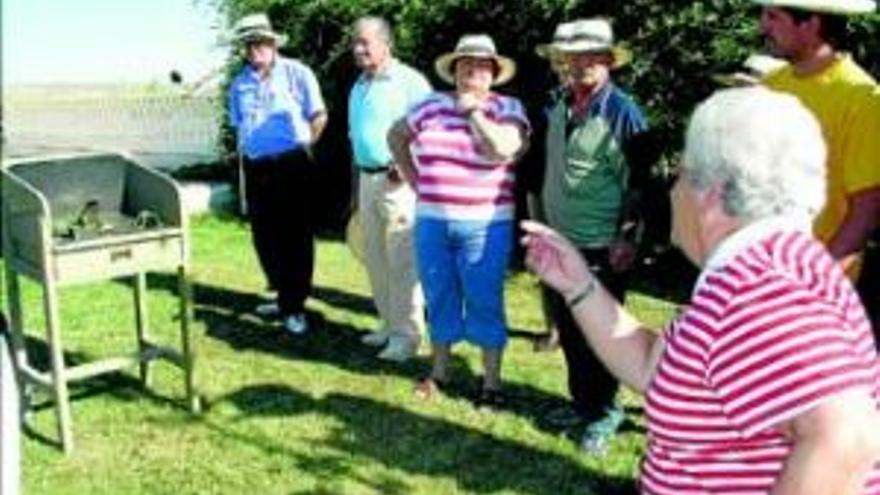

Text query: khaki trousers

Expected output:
[358,172,424,344]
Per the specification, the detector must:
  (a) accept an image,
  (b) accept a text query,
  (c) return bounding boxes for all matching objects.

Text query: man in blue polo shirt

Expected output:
[348,17,431,362]
[540,18,651,454]
[228,13,327,335]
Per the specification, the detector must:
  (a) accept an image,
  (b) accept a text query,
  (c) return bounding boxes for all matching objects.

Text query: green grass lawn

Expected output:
[6,215,681,495]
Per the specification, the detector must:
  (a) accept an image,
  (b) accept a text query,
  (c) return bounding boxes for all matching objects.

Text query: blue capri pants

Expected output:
[414,217,513,350]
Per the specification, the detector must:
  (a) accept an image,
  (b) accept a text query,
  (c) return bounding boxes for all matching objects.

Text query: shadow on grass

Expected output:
[15,335,189,449]
[205,383,638,495]
[146,274,643,440]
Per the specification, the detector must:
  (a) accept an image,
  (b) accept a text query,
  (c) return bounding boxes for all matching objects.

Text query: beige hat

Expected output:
[713,54,788,86]
[551,18,632,69]
[434,34,517,87]
[535,22,576,59]
[233,13,288,45]
[750,0,876,14]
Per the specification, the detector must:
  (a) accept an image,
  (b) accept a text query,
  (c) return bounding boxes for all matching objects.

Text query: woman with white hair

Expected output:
[523,86,880,493]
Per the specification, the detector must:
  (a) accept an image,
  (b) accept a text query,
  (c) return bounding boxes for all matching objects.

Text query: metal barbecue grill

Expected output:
[1,152,200,453]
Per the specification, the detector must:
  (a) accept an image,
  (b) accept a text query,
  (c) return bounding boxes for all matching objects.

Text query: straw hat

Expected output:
[750,0,876,14]
[713,54,788,86]
[434,34,517,86]
[535,22,576,59]
[551,18,632,69]
[233,13,288,45]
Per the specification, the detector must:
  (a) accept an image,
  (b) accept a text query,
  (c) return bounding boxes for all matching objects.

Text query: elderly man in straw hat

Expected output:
[524,21,576,353]
[348,16,431,362]
[388,34,530,407]
[524,84,880,495]
[538,17,652,454]
[751,0,880,324]
[228,13,327,335]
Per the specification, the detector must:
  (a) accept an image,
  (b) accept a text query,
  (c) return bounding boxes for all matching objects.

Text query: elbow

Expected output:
[824,412,880,474]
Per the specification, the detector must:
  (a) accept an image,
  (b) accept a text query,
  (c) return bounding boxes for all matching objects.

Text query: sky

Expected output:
[2,0,228,86]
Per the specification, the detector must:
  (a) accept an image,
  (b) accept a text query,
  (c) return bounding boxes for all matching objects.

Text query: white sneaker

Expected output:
[255,301,280,317]
[284,314,308,335]
[376,337,417,362]
[360,331,390,347]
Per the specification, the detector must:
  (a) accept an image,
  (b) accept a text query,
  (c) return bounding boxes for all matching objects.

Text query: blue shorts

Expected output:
[414,217,513,349]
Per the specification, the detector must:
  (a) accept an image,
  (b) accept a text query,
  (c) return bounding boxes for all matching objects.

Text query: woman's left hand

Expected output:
[456,92,484,115]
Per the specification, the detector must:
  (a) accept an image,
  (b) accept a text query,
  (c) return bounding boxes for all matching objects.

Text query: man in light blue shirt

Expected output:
[228,13,327,335]
[348,17,431,361]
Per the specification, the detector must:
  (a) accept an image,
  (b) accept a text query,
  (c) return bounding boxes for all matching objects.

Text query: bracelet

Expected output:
[565,278,596,308]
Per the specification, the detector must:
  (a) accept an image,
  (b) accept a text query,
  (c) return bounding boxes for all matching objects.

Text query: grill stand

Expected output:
[2,153,201,454]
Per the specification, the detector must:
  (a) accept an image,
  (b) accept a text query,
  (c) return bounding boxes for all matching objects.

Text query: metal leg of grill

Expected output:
[178,266,200,414]
[5,268,31,423]
[133,272,152,388]
[42,276,74,453]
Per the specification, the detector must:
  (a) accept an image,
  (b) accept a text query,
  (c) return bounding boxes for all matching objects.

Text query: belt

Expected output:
[247,147,307,165]
[359,167,389,175]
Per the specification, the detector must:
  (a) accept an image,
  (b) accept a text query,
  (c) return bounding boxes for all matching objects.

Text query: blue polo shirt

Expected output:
[228,56,326,160]
[348,59,431,170]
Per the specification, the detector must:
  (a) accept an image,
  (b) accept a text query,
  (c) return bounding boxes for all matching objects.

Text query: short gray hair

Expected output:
[352,16,393,49]
[682,86,826,222]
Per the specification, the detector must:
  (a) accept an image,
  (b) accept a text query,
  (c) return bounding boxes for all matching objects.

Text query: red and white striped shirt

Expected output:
[644,219,880,494]
[406,92,529,221]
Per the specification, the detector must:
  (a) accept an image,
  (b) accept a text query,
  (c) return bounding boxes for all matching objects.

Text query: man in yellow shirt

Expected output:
[752,0,880,283]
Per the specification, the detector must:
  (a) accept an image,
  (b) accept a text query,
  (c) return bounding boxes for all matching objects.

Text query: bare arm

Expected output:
[771,390,880,495]
[565,275,664,393]
[309,111,328,145]
[468,110,529,161]
[828,187,880,264]
[522,220,663,392]
[387,118,418,189]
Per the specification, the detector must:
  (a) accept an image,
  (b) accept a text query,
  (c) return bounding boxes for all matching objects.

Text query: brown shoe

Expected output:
[414,377,446,401]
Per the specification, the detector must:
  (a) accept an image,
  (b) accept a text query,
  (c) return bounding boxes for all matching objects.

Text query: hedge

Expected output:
[214,0,880,238]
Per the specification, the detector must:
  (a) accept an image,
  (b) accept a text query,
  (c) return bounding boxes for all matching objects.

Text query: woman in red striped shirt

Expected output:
[389,34,530,406]
[523,86,880,494]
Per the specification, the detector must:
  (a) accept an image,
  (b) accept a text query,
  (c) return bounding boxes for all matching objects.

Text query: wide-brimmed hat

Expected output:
[233,13,288,45]
[551,18,632,69]
[434,34,517,86]
[535,22,576,59]
[712,53,788,86]
[750,0,876,14]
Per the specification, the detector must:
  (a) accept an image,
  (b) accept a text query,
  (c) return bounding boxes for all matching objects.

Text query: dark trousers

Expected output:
[545,247,628,423]
[244,148,315,316]
[856,231,880,348]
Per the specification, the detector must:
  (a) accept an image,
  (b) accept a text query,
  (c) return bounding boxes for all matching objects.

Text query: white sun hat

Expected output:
[551,18,632,69]
[750,0,876,15]
[434,34,517,87]
[233,13,288,45]
[713,53,788,86]
[535,22,576,59]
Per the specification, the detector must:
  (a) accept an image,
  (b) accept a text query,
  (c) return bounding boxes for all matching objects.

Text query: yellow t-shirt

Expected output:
[764,55,880,277]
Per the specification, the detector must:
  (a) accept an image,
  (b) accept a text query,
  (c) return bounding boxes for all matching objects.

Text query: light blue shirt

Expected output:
[348,59,431,170]
[228,56,326,160]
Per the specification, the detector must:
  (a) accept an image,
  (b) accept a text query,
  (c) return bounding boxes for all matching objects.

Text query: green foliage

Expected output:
[215,0,880,228]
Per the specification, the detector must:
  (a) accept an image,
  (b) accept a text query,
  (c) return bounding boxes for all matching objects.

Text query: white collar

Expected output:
[693,214,812,296]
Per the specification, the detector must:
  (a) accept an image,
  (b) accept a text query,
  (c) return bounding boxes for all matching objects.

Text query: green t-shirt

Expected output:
[541,83,648,247]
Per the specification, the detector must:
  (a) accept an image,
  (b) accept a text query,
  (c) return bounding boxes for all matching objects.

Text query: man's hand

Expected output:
[608,239,636,273]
